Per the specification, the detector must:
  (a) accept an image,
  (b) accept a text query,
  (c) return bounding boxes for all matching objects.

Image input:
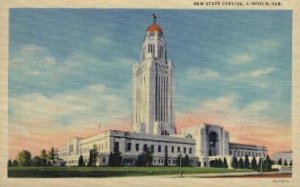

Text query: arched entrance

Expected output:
[208,131,218,156]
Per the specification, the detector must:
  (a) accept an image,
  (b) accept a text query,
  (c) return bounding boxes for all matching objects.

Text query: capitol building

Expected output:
[58,16,267,167]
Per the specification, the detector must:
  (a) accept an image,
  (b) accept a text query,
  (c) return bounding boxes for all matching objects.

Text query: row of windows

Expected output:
[158,45,164,59]
[155,73,168,122]
[122,158,194,165]
[147,44,166,60]
[125,143,192,154]
[81,142,108,154]
[148,44,155,54]
[230,150,265,157]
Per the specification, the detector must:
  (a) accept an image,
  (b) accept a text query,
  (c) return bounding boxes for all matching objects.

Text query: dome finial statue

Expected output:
[152,13,157,24]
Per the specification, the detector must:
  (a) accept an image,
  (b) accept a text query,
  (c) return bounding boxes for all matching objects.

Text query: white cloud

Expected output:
[229,67,275,81]
[229,53,253,65]
[93,36,111,45]
[195,95,272,126]
[184,68,220,81]
[9,83,131,135]
[10,44,56,76]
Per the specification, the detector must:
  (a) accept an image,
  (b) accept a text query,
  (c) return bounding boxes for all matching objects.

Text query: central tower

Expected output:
[132,15,176,135]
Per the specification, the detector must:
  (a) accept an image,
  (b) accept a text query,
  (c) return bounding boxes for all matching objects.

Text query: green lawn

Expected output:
[8,166,253,178]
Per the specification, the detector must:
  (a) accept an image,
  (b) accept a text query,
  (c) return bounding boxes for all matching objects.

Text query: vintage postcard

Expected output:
[0,0,299,187]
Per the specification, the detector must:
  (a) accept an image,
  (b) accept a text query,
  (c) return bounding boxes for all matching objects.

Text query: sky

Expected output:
[9,9,292,159]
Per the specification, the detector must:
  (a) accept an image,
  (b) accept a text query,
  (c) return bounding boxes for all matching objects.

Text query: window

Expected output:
[165,146,168,153]
[136,144,139,151]
[151,145,154,152]
[171,146,174,153]
[158,145,161,152]
[177,147,180,153]
[114,142,119,152]
[143,144,147,151]
[189,148,192,154]
[184,147,186,154]
[127,143,131,152]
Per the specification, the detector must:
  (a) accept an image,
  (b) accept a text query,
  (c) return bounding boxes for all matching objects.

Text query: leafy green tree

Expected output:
[78,155,85,167]
[48,147,56,164]
[238,157,244,169]
[17,150,32,166]
[176,154,190,167]
[109,151,122,167]
[217,158,223,168]
[223,157,228,168]
[92,144,98,166]
[278,158,282,165]
[244,155,250,169]
[264,155,272,171]
[32,156,42,166]
[7,159,13,167]
[164,148,168,166]
[87,150,94,166]
[40,149,48,166]
[257,158,262,171]
[213,158,218,167]
[231,156,238,168]
[289,160,292,166]
[284,159,288,166]
[145,147,153,167]
[136,147,153,167]
[250,157,257,170]
[13,160,18,166]
[183,154,190,167]
[87,146,98,167]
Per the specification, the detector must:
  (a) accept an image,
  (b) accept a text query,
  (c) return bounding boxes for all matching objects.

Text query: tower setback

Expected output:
[132,17,176,135]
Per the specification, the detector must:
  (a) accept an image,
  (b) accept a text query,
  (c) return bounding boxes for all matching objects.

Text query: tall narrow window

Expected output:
[127,143,131,152]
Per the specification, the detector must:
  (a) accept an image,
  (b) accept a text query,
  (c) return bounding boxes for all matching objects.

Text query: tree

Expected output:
[92,144,98,166]
[48,147,56,164]
[213,158,218,167]
[32,156,42,166]
[7,159,13,167]
[164,148,168,166]
[257,158,262,171]
[40,149,48,166]
[17,150,32,166]
[136,147,153,167]
[109,151,122,167]
[223,157,228,168]
[289,160,292,166]
[231,156,238,168]
[145,147,153,167]
[284,159,288,166]
[244,155,250,169]
[217,158,223,168]
[264,155,272,171]
[250,157,257,170]
[87,146,99,167]
[78,155,85,167]
[183,154,190,167]
[87,150,94,166]
[278,158,282,165]
[13,160,18,167]
[238,157,244,169]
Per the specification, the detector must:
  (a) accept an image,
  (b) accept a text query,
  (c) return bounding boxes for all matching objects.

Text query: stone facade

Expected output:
[132,21,175,136]
[273,151,292,165]
[58,17,268,167]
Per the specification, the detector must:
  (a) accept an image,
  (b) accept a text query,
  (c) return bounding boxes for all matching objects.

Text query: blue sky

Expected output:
[9,9,292,131]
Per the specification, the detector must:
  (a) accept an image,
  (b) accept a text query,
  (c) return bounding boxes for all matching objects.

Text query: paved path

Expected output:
[151,171,292,178]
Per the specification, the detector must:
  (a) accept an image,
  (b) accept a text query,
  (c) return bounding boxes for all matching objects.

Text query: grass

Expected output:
[8,166,253,178]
